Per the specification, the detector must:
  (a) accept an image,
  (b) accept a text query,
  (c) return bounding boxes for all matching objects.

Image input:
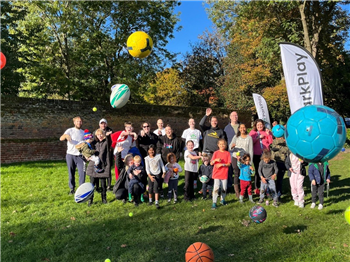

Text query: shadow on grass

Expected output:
[196,225,223,235]
[283,225,308,234]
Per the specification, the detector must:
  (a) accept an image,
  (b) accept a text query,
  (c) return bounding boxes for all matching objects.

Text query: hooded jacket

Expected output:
[156,133,182,163]
[199,115,227,153]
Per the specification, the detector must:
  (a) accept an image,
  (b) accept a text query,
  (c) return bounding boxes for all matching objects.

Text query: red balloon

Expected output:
[0,52,6,69]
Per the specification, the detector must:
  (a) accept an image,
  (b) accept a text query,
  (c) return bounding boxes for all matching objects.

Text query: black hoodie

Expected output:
[199,115,227,153]
[156,133,182,163]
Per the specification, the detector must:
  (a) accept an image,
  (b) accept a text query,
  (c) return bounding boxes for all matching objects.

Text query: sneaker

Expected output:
[168,199,171,203]
[122,199,126,204]
[211,203,217,210]
[220,200,227,206]
[174,199,177,204]
[272,201,278,207]
[298,202,304,208]
[294,201,299,206]
[134,201,139,207]
[239,196,244,203]
[265,200,269,206]
[318,204,323,210]
[148,202,153,206]
[258,199,264,204]
[310,203,316,209]
[202,196,207,200]
[69,189,75,195]
[155,203,160,209]
[128,196,133,202]
[102,199,107,204]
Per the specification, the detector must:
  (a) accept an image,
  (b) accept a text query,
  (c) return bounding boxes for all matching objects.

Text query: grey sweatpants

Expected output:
[66,154,86,190]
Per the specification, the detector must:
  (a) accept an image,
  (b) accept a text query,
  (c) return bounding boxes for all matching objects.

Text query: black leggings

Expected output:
[184,171,196,200]
[253,155,261,190]
[115,184,142,203]
[231,157,240,185]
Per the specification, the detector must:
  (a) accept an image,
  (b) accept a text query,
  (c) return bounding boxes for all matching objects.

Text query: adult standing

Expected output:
[86,129,112,205]
[181,118,202,152]
[153,119,166,137]
[113,148,145,205]
[157,124,182,197]
[249,119,273,195]
[199,108,227,154]
[138,122,159,160]
[224,111,240,191]
[59,116,85,194]
[229,123,253,198]
[94,118,113,191]
[157,124,182,163]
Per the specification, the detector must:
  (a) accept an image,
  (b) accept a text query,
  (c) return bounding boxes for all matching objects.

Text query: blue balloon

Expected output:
[272,124,285,138]
[285,105,346,163]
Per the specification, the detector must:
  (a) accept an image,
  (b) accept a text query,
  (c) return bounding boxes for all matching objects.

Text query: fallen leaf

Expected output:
[9,232,16,236]
[241,219,250,227]
[343,244,349,247]
[70,217,76,221]
[282,225,287,228]
[66,225,71,228]
[106,246,111,250]
[121,244,127,248]
[12,210,17,214]
[41,258,50,261]
[198,227,202,229]
[8,240,13,243]
[228,254,234,256]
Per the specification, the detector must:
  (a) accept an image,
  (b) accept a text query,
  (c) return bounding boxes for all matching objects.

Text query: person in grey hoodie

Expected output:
[199,108,227,154]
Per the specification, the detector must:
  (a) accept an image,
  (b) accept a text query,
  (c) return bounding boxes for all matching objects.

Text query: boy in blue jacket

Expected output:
[308,161,330,210]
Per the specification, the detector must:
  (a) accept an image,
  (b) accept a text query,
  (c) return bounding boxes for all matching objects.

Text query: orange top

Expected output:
[212,150,231,180]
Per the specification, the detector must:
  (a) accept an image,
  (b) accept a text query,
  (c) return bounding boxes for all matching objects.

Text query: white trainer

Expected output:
[294,201,299,206]
[298,202,304,208]
[318,204,323,210]
[310,203,316,209]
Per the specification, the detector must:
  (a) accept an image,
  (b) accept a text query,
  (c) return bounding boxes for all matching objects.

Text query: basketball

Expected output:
[173,168,179,173]
[110,84,130,109]
[127,31,153,59]
[249,205,267,223]
[185,242,214,262]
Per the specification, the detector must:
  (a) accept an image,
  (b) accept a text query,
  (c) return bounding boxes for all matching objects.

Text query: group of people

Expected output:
[60,109,330,210]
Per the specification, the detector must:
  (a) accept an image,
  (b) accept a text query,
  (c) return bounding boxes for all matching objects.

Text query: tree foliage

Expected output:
[144,68,189,106]
[2,1,180,102]
[207,1,350,120]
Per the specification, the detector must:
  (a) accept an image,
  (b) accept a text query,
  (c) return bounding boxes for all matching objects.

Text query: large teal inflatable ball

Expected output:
[285,105,346,163]
[272,124,285,138]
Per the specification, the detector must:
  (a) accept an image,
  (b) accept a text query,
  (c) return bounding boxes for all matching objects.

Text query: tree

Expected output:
[144,68,189,106]
[0,2,27,96]
[5,1,181,102]
[180,30,226,107]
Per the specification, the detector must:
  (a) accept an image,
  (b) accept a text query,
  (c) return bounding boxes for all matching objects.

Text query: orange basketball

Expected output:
[185,242,214,262]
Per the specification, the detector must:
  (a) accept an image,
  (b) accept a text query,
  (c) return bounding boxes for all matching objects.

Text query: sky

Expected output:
[165,1,350,63]
[165,1,213,62]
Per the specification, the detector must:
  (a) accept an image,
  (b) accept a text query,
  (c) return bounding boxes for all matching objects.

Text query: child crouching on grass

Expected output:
[308,161,330,210]
[198,153,213,200]
[237,153,255,203]
[258,150,279,207]
[210,139,231,210]
[165,153,182,204]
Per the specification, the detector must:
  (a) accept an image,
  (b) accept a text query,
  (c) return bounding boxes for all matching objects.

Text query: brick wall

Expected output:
[1,97,252,164]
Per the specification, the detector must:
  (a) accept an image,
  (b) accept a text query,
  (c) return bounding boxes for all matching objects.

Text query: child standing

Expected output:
[198,153,213,200]
[258,150,279,207]
[165,153,182,204]
[113,121,138,159]
[237,153,255,203]
[144,145,166,209]
[184,140,202,201]
[308,161,330,210]
[285,152,308,208]
[210,139,231,210]
[75,129,103,173]
[127,155,146,203]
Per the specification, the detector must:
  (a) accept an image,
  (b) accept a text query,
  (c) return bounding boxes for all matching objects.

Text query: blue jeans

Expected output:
[260,179,278,201]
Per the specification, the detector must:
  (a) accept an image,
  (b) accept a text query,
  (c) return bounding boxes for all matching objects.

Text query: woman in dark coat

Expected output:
[113,146,145,206]
[87,129,112,206]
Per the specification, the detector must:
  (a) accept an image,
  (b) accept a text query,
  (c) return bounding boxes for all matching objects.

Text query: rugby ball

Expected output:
[74,183,94,203]
[199,175,209,184]
[110,84,130,109]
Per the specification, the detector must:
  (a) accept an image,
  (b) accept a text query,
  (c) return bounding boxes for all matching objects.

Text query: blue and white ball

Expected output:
[272,124,285,138]
[74,183,94,203]
[110,84,130,109]
[285,105,346,163]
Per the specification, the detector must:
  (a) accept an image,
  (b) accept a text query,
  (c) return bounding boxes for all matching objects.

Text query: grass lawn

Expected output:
[1,152,350,262]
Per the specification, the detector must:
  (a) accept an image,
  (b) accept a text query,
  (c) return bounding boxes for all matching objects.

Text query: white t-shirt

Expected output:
[184,150,198,172]
[153,128,165,136]
[64,128,85,155]
[182,128,202,150]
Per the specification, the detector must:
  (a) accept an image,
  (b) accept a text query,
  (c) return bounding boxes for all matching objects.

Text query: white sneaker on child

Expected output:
[318,204,323,210]
[310,203,316,209]
[298,202,304,208]
[294,201,299,206]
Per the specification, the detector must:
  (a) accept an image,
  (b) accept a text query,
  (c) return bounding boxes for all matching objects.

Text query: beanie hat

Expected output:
[84,129,93,140]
